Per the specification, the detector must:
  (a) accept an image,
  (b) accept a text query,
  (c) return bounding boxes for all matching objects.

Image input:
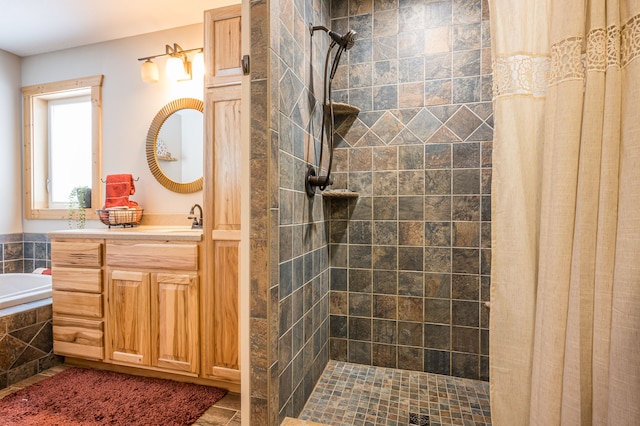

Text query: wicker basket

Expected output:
[97,207,143,228]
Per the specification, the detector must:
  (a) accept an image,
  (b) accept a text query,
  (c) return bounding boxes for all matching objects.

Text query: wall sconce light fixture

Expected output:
[138,43,203,83]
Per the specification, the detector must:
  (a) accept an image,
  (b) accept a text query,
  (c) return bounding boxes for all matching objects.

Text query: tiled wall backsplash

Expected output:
[0,233,50,274]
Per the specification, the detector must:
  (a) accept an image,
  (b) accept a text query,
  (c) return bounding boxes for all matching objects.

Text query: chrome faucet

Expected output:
[188,204,203,229]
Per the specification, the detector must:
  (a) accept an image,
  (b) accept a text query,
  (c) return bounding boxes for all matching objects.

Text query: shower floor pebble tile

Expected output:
[299,361,491,426]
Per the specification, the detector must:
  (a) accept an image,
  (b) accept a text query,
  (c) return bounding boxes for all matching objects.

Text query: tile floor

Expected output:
[299,361,491,426]
[0,364,241,426]
[3,362,491,425]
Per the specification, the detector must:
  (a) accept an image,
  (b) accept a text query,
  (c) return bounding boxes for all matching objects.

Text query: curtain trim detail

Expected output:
[621,13,640,67]
[493,12,640,98]
[493,54,550,98]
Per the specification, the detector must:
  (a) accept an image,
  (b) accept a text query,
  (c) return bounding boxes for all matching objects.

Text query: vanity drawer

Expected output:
[52,267,102,293]
[52,290,103,318]
[52,240,103,267]
[106,241,198,271]
[53,316,104,360]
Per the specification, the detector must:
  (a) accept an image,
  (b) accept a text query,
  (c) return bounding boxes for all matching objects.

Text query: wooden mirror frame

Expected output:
[146,98,204,193]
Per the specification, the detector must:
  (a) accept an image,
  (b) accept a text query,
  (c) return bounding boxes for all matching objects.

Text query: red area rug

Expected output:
[0,367,227,425]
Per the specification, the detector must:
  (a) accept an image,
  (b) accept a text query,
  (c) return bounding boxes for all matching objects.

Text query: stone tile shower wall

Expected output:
[327,0,492,381]
[0,233,51,273]
[274,0,334,421]
[249,0,333,424]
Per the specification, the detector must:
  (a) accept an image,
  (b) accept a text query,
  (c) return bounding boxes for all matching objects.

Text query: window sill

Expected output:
[26,208,98,220]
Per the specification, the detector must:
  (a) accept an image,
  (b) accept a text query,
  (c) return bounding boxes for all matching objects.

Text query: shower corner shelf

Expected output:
[327,102,360,116]
[322,189,359,198]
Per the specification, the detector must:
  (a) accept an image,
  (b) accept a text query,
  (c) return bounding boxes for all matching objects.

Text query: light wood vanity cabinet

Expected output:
[202,3,242,385]
[106,241,200,375]
[49,2,243,391]
[51,240,105,360]
[48,233,235,387]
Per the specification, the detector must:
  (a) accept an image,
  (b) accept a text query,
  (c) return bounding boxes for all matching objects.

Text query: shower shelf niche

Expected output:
[322,189,359,198]
[325,102,360,116]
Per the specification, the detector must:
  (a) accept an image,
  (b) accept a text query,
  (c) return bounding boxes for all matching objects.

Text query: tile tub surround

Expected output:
[0,233,51,274]
[326,0,492,380]
[299,360,491,425]
[0,302,62,390]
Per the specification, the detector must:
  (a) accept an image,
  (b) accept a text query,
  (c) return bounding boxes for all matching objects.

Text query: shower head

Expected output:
[328,29,357,50]
[310,25,357,50]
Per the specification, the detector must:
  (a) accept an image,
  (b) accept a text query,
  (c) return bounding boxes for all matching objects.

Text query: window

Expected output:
[48,96,92,208]
[22,75,103,220]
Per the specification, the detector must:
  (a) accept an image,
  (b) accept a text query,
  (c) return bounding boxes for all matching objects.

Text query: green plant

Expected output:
[67,186,91,229]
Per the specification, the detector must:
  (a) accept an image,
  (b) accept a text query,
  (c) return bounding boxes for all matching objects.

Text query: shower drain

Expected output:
[409,412,430,425]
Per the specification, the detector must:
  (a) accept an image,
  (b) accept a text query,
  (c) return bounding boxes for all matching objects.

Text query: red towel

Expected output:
[104,174,138,208]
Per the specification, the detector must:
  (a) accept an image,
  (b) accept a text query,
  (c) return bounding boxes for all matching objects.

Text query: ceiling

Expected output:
[0,0,236,57]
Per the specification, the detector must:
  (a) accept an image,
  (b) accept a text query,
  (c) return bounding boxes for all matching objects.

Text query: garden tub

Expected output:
[0,273,52,311]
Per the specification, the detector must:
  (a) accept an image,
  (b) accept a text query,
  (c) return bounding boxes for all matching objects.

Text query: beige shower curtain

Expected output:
[489,0,640,424]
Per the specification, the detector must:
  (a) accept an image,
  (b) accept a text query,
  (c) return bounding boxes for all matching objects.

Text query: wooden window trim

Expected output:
[22,75,103,220]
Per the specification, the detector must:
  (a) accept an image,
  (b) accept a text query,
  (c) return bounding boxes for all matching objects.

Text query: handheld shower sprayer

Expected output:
[306,24,358,197]
[328,29,358,50]
[311,25,358,50]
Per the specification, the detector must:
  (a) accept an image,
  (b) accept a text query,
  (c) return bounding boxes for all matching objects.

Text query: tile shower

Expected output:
[327,0,492,381]
[251,0,493,423]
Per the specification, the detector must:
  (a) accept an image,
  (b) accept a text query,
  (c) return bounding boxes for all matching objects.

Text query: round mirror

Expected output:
[146,98,204,193]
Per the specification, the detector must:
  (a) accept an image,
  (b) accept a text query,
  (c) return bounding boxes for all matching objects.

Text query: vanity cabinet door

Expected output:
[107,270,150,366]
[204,5,242,88]
[151,273,199,374]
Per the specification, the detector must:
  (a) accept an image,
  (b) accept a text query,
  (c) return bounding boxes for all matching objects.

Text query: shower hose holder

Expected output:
[305,165,333,198]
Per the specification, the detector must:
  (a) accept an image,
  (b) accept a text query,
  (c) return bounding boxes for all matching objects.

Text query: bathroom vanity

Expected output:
[49,226,239,391]
[47,4,244,392]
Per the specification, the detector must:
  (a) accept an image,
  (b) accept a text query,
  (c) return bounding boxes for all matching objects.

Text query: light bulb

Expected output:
[140,59,159,83]
[166,56,186,81]
[192,51,205,80]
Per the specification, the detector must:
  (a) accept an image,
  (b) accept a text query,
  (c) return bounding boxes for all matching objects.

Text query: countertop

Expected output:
[48,226,203,241]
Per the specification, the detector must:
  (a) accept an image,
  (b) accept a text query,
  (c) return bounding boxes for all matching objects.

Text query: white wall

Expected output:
[0,49,23,234]
[21,24,206,232]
